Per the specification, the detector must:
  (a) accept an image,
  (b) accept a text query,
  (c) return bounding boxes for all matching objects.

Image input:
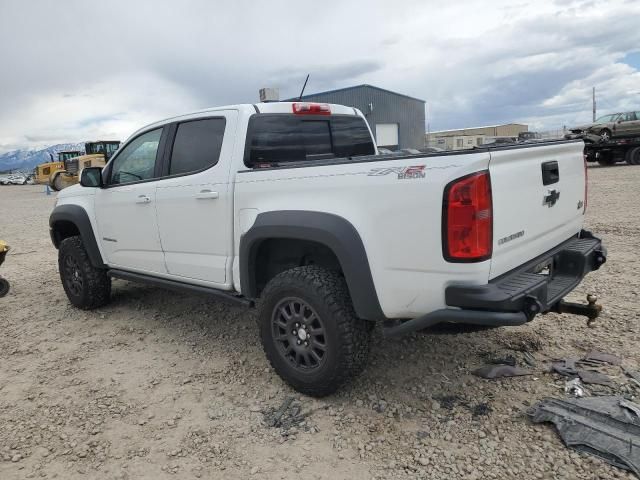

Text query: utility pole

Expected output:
[592,86,596,122]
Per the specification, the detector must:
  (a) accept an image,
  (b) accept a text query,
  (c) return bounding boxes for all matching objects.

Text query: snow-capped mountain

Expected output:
[0,143,86,173]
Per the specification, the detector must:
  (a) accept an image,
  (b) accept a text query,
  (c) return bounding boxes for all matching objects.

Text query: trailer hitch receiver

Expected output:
[552,294,602,327]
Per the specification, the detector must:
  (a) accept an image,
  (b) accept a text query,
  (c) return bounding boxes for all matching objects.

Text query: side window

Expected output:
[109,128,162,185]
[169,118,226,176]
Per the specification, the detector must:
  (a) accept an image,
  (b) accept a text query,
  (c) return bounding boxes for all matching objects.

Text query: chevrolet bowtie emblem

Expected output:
[543,189,560,207]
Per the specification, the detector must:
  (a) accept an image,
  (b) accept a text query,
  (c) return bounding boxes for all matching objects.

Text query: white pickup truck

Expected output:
[50,101,606,396]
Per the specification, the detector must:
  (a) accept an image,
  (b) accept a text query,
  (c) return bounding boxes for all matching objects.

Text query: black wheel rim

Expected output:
[63,255,83,297]
[271,297,327,371]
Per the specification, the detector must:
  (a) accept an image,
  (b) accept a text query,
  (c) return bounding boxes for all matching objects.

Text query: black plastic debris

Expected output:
[473,364,532,379]
[623,367,640,388]
[523,352,537,367]
[551,357,579,376]
[578,369,614,387]
[529,396,640,477]
[583,351,622,366]
[487,355,517,366]
[263,396,312,432]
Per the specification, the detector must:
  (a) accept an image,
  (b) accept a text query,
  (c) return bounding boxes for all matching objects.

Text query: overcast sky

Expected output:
[1,0,639,153]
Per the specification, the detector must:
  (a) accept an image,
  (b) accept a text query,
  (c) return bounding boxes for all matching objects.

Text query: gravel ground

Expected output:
[0,165,638,480]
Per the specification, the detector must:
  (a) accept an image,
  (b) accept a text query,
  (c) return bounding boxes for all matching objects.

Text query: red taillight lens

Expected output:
[443,171,493,262]
[292,102,331,115]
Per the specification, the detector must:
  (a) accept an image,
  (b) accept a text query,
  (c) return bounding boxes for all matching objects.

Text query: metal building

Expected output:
[425,123,529,151]
[293,84,426,150]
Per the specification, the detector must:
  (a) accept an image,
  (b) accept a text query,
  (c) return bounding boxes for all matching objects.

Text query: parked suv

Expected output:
[568,111,640,142]
[50,102,606,396]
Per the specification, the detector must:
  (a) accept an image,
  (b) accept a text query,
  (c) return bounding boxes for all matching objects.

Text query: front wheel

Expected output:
[599,128,612,142]
[58,236,111,309]
[258,266,372,397]
[51,174,63,192]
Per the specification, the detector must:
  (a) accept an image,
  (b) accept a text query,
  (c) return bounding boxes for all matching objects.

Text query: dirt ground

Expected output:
[0,164,638,480]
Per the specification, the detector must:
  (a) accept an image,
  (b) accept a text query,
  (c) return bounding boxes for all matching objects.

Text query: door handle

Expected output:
[135,195,151,204]
[195,190,219,200]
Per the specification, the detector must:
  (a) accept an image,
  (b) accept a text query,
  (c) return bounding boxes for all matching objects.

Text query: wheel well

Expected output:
[253,239,342,296]
[51,220,80,248]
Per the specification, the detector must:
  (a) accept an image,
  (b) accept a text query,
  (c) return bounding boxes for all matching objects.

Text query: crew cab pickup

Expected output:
[50,102,606,396]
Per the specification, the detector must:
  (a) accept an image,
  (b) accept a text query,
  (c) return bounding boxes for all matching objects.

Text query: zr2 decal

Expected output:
[368,165,426,179]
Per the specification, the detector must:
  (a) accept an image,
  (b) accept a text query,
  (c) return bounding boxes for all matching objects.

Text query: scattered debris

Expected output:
[551,357,579,376]
[471,403,492,417]
[578,369,614,387]
[473,365,532,379]
[529,396,640,476]
[564,378,585,397]
[431,394,493,418]
[620,399,640,420]
[523,352,537,367]
[583,351,622,366]
[623,367,640,388]
[433,394,460,410]
[487,355,517,366]
[262,396,313,433]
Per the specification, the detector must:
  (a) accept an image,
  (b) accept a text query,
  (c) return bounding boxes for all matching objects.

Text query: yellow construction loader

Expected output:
[34,160,64,185]
[49,141,120,191]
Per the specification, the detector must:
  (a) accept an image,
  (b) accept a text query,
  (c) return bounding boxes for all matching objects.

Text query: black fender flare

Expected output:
[49,204,105,268]
[239,210,385,321]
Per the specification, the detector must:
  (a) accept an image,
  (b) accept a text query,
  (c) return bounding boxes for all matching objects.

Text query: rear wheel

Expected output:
[258,266,372,397]
[626,147,640,165]
[58,236,111,309]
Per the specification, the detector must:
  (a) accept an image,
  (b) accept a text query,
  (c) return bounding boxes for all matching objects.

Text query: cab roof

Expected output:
[129,102,362,139]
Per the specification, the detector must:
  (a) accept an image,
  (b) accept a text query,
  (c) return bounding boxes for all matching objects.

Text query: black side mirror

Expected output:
[80,167,103,188]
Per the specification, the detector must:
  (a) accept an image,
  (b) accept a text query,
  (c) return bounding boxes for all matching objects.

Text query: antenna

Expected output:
[592,86,596,122]
[298,74,310,100]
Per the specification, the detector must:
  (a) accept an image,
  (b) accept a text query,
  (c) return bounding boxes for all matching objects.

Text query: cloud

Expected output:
[0,0,639,153]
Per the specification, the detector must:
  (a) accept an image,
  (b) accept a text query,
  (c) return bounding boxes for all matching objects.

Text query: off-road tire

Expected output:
[58,236,111,310]
[51,174,63,192]
[626,147,640,165]
[258,266,372,397]
[0,278,9,297]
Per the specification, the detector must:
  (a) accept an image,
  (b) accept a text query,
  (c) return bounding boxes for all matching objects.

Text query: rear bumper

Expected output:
[384,230,606,337]
[446,230,606,315]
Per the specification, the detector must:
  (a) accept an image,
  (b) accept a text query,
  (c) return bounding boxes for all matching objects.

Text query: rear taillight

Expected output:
[443,170,493,262]
[292,102,331,115]
[583,154,588,214]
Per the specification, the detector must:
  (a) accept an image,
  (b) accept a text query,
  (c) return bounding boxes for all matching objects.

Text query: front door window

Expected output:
[109,129,162,185]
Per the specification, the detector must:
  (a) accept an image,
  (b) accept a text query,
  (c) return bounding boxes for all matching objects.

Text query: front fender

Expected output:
[49,204,105,268]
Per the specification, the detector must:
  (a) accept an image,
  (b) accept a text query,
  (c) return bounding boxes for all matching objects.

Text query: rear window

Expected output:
[245,115,375,166]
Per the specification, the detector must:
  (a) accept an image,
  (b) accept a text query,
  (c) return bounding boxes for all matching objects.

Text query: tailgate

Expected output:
[489,141,586,279]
